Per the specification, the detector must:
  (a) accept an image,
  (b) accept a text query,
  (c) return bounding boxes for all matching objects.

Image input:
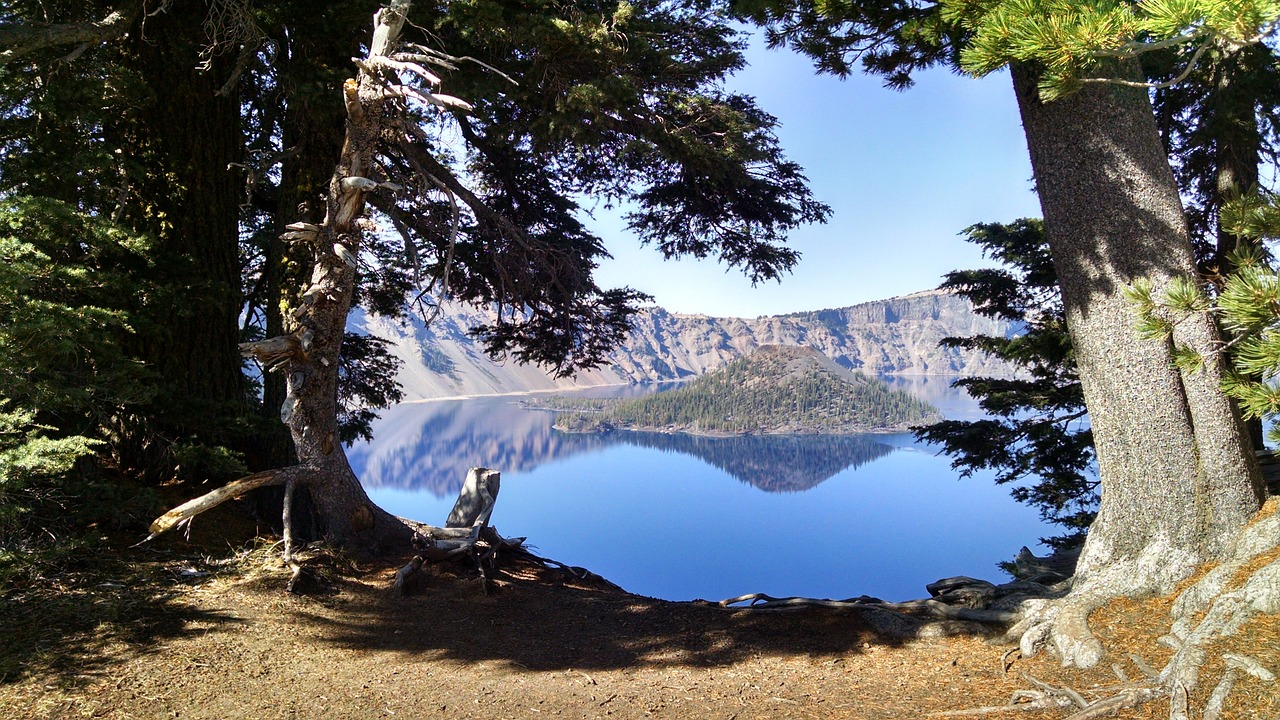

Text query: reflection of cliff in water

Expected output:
[347,397,610,497]
[615,431,895,492]
[350,394,900,497]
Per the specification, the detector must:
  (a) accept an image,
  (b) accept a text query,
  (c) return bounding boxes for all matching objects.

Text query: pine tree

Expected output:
[914,220,1096,548]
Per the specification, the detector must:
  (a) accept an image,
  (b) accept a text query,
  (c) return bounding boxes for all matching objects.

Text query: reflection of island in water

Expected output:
[348,393,898,497]
[613,431,895,492]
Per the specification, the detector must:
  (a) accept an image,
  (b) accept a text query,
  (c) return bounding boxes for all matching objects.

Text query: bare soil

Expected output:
[1,504,1275,720]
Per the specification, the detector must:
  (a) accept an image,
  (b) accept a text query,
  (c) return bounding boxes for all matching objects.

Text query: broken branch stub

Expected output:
[239,334,304,370]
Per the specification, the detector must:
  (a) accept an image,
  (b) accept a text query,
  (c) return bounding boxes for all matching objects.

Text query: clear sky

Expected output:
[590,37,1044,318]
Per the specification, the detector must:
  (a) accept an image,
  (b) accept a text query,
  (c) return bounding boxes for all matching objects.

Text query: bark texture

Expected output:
[259,13,368,469]
[241,2,418,553]
[1009,64,1265,667]
[116,2,246,439]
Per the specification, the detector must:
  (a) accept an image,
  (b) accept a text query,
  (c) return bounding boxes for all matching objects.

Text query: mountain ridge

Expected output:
[353,289,1015,401]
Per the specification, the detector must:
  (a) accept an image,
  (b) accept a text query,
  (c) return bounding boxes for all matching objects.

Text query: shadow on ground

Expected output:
[0,546,244,688]
[301,555,907,672]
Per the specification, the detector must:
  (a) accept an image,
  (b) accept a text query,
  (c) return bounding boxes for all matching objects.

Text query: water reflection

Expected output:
[348,393,898,496]
[616,432,894,492]
[349,381,1051,601]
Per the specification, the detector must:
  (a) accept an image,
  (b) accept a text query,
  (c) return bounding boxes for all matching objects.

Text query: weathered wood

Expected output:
[0,1,139,64]
[146,469,291,540]
[238,334,303,370]
[392,468,503,591]
[446,468,500,529]
[282,478,298,563]
[393,555,424,595]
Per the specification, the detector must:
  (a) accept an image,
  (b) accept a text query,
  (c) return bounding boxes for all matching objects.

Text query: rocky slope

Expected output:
[354,289,1016,401]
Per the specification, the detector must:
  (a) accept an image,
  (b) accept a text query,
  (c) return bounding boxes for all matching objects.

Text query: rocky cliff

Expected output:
[354,289,1016,401]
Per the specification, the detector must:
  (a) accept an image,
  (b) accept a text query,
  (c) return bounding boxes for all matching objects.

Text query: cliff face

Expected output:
[357,289,1016,401]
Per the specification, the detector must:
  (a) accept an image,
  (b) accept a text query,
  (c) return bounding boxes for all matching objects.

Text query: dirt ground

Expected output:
[1,505,1276,720]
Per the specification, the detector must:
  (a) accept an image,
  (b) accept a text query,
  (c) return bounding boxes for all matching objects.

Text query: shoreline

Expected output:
[395,371,986,405]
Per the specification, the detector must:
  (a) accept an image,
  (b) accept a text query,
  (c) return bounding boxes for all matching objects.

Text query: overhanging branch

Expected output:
[0,2,141,65]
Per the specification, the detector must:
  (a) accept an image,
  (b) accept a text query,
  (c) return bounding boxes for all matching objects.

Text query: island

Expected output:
[536,345,941,436]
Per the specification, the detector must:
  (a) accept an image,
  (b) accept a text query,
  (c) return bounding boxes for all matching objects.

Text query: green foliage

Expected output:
[554,346,938,434]
[0,197,154,429]
[0,402,99,540]
[0,197,161,568]
[730,0,955,88]
[337,333,406,445]
[1214,224,1280,439]
[913,220,1097,548]
[410,0,829,373]
[942,0,1280,99]
[169,442,250,486]
[1148,40,1280,261]
[230,0,830,380]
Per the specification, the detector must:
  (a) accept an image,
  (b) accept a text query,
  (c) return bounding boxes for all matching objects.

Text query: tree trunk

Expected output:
[259,14,369,470]
[1206,43,1264,275]
[1205,43,1266,451]
[1009,63,1266,667]
[116,1,246,450]
[239,1,418,553]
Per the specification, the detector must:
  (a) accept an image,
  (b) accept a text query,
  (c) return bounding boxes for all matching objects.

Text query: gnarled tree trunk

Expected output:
[234,1,422,555]
[1009,63,1267,667]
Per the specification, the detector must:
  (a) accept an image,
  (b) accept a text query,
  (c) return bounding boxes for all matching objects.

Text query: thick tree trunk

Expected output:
[259,17,368,469]
[117,2,245,446]
[1009,64,1266,667]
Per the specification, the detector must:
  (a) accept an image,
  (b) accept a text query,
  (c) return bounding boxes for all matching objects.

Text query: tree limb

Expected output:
[0,2,140,65]
[144,468,297,541]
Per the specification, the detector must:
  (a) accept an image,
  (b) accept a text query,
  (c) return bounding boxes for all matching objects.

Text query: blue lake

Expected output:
[347,376,1051,602]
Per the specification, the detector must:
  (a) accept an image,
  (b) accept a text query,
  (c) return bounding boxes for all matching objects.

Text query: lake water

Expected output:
[347,376,1051,602]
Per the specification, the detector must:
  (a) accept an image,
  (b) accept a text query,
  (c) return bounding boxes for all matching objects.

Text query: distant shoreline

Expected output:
[396,372,974,405]
[553,422,924,438]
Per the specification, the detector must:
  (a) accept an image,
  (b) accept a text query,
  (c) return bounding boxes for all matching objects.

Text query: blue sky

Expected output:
[590,37,1044,318]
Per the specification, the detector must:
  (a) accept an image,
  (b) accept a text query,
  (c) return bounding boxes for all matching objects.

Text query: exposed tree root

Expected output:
[717,592,1020,639]
[720,593,1017,623]
[985,502,1280,720]
[1060,686,1162,720]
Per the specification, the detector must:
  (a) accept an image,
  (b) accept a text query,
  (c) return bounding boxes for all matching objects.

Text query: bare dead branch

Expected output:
[393,555,424,595]
[929,703,1056,717]
[145,468,295,540]
[1082,40,1211,91]
[239,333,305,370]
[399,42,518,85]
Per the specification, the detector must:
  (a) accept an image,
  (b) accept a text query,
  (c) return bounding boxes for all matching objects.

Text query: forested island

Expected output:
[538,345,940,435]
